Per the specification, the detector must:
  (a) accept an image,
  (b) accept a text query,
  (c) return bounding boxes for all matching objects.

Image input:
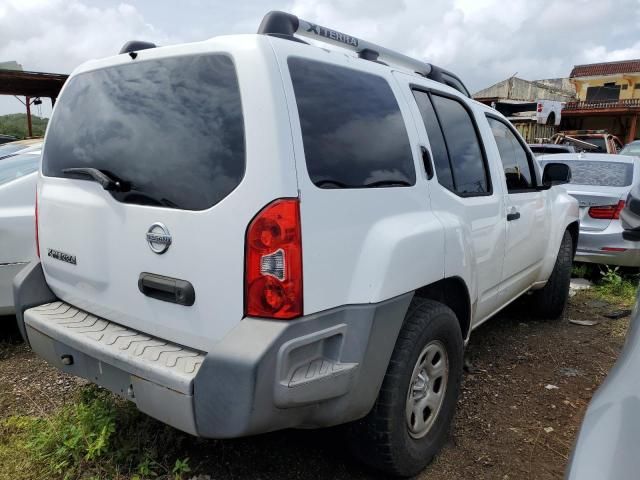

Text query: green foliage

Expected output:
[172,458,191,479]
[595,265,639,306]
[0,386,192,480]
[0,113,48,139]
[571,263,589,279]
[27,387,116,475]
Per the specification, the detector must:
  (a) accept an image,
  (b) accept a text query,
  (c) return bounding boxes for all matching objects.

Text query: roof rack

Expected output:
[257,11,470,97]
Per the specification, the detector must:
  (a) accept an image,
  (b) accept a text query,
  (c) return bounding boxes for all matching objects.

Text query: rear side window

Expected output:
[43,54,245,211]
[0,151,40,186]
[431,95,489,195]
[541,160,633,187]
[288,57,415,189]
[412,91,454,190]
[412,90,490,196]
[487,117,535,191]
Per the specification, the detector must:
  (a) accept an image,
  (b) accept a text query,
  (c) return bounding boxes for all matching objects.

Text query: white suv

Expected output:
[14,11,579,477]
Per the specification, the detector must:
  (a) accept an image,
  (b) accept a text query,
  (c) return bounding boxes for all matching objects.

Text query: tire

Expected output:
[347,298,464,477]
[531,229,574,319]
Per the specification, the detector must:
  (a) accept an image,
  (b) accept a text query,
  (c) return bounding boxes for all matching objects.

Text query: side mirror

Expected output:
[543,163,571,187]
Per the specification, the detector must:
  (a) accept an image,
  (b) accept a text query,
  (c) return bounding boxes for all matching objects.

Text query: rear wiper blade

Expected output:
[62,167,125,191]
[120,190,179,208]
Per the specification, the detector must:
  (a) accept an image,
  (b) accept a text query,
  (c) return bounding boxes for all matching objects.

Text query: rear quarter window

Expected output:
[288,57,415,189]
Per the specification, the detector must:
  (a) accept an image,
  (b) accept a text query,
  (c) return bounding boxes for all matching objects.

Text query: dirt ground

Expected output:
[0,292,630,480]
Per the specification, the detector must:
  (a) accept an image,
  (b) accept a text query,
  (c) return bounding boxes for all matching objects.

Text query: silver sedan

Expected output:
[0,146,40,315]
[538,153,640,267]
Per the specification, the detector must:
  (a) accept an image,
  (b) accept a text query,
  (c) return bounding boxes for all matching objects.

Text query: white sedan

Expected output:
[0,147,40,315]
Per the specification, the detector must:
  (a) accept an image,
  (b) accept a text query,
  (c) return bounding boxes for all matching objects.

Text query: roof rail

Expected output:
[257,11,470,97]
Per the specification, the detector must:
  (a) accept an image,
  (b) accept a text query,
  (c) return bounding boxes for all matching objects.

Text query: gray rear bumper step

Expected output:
[24,302,204,395]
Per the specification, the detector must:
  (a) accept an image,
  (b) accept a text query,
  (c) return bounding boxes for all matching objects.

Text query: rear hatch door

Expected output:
[39,53,251,351]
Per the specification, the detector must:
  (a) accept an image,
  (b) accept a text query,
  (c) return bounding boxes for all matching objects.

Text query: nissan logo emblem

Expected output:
[146,222,172,254]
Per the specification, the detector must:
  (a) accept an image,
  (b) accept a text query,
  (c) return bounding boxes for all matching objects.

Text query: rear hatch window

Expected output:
[529,146,572,156]
[43,54,245,210]
[542,160,633,187]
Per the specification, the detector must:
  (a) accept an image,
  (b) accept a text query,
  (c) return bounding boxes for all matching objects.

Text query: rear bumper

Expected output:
[25,302,204,434]
[576,222,640,267]
[16,262,411,438]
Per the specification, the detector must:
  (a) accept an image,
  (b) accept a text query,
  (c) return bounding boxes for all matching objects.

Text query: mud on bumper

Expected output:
[14,262,411,438]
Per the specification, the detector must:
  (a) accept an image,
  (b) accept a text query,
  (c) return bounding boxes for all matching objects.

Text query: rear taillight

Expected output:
[537,103,543,112]
[35,190,40,258]
[245,198,302,319]
[588,200,625,220]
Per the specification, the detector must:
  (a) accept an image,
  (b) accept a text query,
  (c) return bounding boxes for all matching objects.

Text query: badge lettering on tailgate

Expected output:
[47,249,77,265]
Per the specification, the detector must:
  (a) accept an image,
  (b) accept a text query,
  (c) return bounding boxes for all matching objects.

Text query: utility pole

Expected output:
[25,95,33,137]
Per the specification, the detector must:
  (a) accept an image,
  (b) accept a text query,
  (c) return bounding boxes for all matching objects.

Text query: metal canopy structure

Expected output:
[0,69,68,137]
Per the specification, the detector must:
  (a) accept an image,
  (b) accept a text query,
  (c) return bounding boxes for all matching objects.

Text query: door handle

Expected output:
[138,272,195,306]
[507,211,521,221]
[420,146,434,180]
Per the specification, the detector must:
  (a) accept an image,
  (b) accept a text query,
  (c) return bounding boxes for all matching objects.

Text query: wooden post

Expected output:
[25,96,33,138]
[628,115,638,144]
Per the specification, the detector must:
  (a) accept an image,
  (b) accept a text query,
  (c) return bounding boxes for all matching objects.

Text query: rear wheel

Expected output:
[347,298,463,477]
[531,230,574,319]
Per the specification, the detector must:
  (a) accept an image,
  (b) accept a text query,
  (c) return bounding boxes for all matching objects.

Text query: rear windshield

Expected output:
[529,146,572,156]
[542,160,633,187]
[42,54,245,210]
[0,151,40,186]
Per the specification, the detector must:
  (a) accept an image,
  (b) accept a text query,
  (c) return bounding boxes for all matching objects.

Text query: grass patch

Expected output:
[0,386,193,480]
[593,266,639,308]
[571,263,590,279]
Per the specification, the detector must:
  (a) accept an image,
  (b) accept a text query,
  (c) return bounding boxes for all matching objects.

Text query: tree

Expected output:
[0,113,48,139]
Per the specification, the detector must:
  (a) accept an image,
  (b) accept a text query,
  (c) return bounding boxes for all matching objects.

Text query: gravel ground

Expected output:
[0,292,630,479]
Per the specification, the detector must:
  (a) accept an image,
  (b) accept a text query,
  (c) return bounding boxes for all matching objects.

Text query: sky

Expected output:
[1,0,640,117]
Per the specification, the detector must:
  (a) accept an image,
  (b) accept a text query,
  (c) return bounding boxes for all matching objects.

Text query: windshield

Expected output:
[541,160,633,187]
[42,54,245,211]
[621,143,640,156]
[0,150,40,186]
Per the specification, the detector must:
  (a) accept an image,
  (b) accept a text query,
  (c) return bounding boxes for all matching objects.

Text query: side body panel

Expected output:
[271,39,446,312]
[0,172,37,313]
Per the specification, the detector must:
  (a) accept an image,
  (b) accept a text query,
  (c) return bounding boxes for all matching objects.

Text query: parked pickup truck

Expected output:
[13,11,579,477]
[552,130,623,154]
